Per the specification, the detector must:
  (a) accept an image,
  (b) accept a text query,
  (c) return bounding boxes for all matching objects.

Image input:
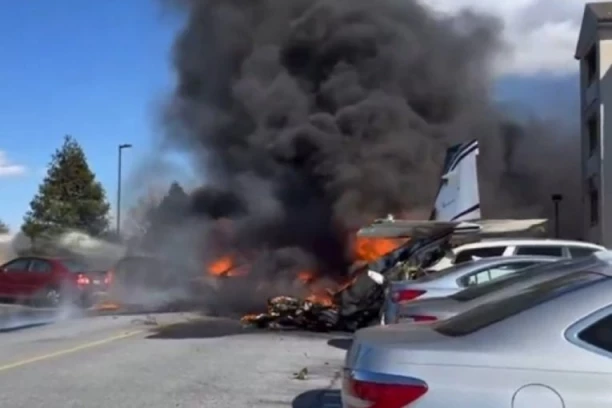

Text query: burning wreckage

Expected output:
[239,217,547,332]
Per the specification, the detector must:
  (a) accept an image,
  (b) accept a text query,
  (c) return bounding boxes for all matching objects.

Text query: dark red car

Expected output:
[0,256,110,307]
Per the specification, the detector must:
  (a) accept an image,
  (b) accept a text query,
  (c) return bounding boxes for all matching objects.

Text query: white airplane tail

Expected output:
[359,139,546,239]
[430,139,480,222]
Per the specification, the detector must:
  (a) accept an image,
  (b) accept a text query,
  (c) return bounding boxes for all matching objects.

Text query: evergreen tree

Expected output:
[21,135,110,241]
[0,219,8,234]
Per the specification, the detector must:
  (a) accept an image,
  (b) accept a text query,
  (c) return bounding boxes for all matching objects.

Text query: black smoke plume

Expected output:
[159,0,580,290]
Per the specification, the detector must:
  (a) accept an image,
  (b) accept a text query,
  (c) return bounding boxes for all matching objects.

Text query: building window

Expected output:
[586,46,598,85]
[589,177,599,226]
[588,113,598,157]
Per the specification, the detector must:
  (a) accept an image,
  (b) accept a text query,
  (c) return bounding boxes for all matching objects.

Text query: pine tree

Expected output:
[0,219,8,234]
[21,135,110,240]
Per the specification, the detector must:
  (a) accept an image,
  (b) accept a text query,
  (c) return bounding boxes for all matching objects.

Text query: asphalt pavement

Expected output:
[0,307,347,408]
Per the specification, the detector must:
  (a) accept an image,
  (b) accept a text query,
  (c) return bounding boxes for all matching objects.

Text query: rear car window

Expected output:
[436,271,604,337]
[515,245,563,257]
[569,246,599,258]
[449,262,549,301]
[62,260,88,273]
[454,247,506,264]
[577,314,612,353]
[460,261,540,287]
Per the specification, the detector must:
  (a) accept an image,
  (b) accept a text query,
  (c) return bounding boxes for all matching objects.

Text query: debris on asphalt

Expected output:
[240,296,339,331]
[131,315,158,326]
[293,367,308,380]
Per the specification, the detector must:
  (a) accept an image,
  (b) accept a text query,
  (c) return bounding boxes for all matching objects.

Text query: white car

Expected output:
[343,252,612,408]
[428,238,605,271]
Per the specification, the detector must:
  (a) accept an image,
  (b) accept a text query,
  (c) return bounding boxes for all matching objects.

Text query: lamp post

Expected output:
[552,194,563,238]
[116,143,132,236]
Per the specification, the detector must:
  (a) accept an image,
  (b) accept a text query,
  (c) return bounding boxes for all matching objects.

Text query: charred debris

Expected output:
[240,222,453,332]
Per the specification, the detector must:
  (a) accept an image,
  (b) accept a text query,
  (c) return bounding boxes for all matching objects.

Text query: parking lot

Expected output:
[0,307,345,408]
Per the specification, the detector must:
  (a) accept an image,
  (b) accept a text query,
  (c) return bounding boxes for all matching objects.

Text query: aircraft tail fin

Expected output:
[429,139,480,222]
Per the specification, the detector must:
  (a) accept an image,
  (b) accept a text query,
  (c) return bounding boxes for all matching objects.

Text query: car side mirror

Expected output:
[367,270,385,285]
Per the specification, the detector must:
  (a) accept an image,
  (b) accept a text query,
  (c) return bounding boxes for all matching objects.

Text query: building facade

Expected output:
[576,3,612,246]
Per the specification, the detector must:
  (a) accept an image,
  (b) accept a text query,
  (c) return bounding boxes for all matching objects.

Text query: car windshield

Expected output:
[448,259,571,302]
[435,271,605,336]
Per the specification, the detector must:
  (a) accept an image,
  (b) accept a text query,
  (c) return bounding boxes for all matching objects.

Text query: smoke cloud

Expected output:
[156,0,580,298]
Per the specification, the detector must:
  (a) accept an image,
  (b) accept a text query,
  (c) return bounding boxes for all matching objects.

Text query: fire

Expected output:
[208,256,234,276]
[207,255,248,277]
[353,236,408,262]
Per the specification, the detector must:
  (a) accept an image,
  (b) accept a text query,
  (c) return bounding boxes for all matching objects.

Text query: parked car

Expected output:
[428,238,605,271]
[343,251,612,407]
[379,255,559,324]
[0,256,110,307]
[394,255,603,324]
[100,255,205,311]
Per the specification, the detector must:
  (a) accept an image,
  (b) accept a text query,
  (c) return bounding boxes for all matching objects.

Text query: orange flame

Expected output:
[208,256,234,276]
[353,236,408,262]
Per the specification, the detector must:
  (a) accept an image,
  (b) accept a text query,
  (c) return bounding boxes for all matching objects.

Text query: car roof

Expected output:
[454,238,605,251]
[445,255,560,268]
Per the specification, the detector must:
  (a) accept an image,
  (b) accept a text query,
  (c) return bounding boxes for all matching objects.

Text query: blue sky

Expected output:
[0,1,580,232]
[0,1,182,230]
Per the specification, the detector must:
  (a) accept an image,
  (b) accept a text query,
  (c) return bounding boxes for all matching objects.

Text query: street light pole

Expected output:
[551,194,563,238]
[116,143,132,236]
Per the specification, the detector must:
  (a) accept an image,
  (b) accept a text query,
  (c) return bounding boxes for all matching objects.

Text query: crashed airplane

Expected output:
[240,139,547,331]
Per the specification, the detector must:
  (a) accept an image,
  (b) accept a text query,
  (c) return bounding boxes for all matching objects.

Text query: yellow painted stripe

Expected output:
[0,329,145,372]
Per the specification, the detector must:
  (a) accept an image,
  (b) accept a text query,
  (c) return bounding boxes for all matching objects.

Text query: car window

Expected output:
[577,314,612,353]
[62,260,88,273]
[436,271,605,337]
[515,246,563,257]
[462,262,538,287]
[449,260,573,302]
[454,247,506,264]
[29,259,53,273]
[2,258,30,271]
[414,262,472,283]
[569,246,599,258]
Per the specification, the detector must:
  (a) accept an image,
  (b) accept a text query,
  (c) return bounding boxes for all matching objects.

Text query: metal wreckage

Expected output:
[239,138,547,332]
[239,217,546,332]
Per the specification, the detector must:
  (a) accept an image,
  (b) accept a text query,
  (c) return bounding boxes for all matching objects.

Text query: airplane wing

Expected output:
[357,218,547,239]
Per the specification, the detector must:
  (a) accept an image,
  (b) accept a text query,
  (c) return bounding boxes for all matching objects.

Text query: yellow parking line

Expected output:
[0,329,145,372]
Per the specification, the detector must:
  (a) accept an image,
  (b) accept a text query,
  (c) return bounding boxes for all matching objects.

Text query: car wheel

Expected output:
[37,287,62,308]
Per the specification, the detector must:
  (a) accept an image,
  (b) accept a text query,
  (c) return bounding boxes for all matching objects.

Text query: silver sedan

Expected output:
[343,252,612,408]
[395,255,601,323]
[381,255,559,324]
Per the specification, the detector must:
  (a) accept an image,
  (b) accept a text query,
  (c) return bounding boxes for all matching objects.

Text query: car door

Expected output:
[26,258,55,296]
[0,258,31,296]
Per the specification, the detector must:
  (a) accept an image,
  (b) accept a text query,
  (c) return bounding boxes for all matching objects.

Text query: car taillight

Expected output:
[391,289,425,302]
[104,269,114,286]
[409,315,437,322]
[345,374,428,408]
[76,274,90,286]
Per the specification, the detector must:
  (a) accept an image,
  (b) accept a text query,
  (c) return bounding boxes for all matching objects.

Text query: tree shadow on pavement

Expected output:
[146,317,256,339]
[292,389,341,408]
[327,337,352,350]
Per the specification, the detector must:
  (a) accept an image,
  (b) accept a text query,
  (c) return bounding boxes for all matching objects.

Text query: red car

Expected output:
[0,256,110,307]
